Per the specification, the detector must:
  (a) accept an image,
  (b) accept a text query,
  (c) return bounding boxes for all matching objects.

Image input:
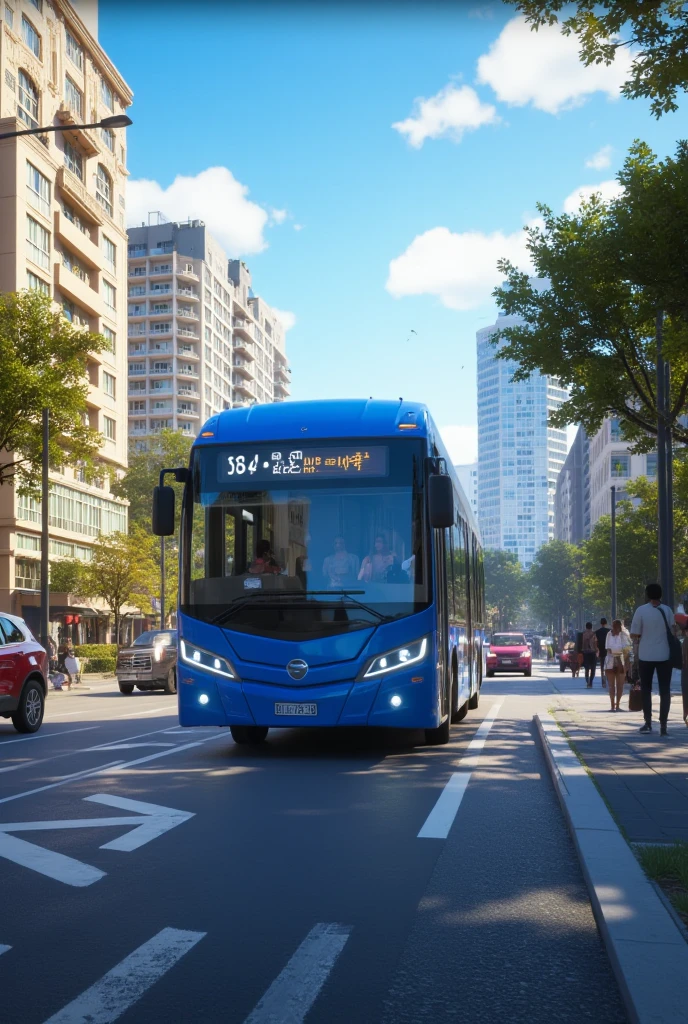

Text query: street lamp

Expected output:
[0,113,133,141]
[0,113,133,650]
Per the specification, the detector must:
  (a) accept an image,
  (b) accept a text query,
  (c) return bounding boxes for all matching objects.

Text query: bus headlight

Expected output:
[179,639,237,679]
[360,636,429,679]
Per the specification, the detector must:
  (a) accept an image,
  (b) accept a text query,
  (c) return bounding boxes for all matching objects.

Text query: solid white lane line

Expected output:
[0,726,185,776]
[43,927,206,1024]
[45,703,173,721]
[111,705,174,720]
[243,923,352,1024]
[417,702,502,840]
[0,762,125,806]
[86,743,176,751]
[0,727,99,748]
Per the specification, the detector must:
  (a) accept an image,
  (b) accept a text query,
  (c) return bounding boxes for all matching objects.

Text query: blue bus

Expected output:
[153,400,485,745]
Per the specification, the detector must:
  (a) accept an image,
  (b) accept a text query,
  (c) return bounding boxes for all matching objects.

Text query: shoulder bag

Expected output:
[657,606,682,670]
[628,684,643,712]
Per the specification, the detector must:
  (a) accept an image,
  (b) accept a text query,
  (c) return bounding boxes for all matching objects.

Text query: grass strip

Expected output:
[637,842,688,926]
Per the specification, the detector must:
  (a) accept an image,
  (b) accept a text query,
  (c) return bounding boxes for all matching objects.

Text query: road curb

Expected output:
[534,712,688,1024]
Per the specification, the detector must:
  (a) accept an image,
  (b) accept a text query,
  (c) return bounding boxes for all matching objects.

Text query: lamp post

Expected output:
[1,113,133,649]
[611,485,617,622]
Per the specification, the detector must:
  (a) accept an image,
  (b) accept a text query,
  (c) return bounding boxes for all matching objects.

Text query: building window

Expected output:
[95,164,112,216]
[128,242,146,257]
[104,416,116,441]
[100,78,114,111]
[21,16,41,58]
[26,160,50,219]
[610,418,622,442]
[103,326,116,354]
[26,215,49,269]
[4,4,13,30]
[28,0,42,10]
[17,69,38,129]
[64,140,83,181]
[65,29,83,69]
[100,126,114,151]
[646,453,657,477]
[62,298,89,327]
[103,280,116,311]
[64,74,82,118]
[611,453,630,478]
[103,371,116,398]
[102,235,116,270]
[61,200,88,234]
[62,247,88,282]
[26,270,49,295]
[129,401,146,413]
[15,558,40,591]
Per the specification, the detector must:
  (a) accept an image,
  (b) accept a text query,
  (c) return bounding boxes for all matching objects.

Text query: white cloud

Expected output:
[562,179,623,213]
[392,83,498,148]
[272,308,296,332]
[476,16,632,114]
[386,225,531,311]
[293,223,304,232]
[270,208,288,224]
[127,166,269,257]
[440,425,478,465]
[585,144,613,169]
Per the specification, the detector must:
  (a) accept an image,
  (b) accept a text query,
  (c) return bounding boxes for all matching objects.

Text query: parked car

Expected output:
[486,632,532,677]
[115,630,178,695]
[0,613,48,733]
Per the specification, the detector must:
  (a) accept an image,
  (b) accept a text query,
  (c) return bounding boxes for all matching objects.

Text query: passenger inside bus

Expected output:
[358,534,400,583]
[322,536,360,588]
[248,539,282,575]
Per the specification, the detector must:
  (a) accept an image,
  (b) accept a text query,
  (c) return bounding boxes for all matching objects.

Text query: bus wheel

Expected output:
[425,716,450,745]
[230,725,269,745]
[468,686,480,710]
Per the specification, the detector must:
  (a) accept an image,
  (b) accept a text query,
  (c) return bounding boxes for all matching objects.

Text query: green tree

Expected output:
[112,429,192,530]
[0,290,108,495]
[81,529,159,646]
[527,541,581,634]
[484,549,526,629]
[506,2,688,117]
[493,141,688,451]
[49,558,87,597]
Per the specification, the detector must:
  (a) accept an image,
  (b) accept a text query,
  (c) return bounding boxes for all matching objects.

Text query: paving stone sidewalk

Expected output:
[552,677,688,844]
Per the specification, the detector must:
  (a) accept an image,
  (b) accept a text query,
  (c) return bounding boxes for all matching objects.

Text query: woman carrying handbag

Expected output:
[605,620,632,711]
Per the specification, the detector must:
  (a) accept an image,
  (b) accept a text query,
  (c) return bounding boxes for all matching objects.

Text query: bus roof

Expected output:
[194,399,432,445]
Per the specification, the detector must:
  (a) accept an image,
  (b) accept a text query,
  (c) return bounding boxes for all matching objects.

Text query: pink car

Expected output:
[0,613,48,732]
[486,633,532,677]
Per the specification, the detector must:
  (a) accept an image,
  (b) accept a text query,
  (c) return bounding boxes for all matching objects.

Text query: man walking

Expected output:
[595,618,610,688]
[630,583,675,735]
[581,622,598,687]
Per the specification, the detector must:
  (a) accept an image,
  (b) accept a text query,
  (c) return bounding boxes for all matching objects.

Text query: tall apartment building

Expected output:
[588,417,656,528]
[126,219,290,444]
[0,0,131,639]
[454,462,478,519]
[554,426,590,545]
[477,302,568,569]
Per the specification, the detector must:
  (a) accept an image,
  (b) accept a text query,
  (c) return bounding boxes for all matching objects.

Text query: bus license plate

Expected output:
[275,702,317,716]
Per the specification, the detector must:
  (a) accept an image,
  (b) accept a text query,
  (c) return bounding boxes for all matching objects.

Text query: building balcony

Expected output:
[149,365,174,376]
[149,327,173,339]
[274,364,291,384]
[149,344,173,355]
[55,263,105,319]
[130,427,148,436]
[149,247,174,257]
[177,365,199,379]
[176,307,199,321]
[232,337,254,360]
[232,296,251,321]
[233,319,253,341]
[56,167,104,226]
[177,345,199,358]
[177,327,198,339]
[177,387,199,399]
[177,406,200,418]
[176,265,199,282]
[232,359,255,381]
[233,378,255,399]
[54,211,102,269]
[176,287,199,301]
[274,380,291,398]
[149,265,172,278]
[56,105,100,156]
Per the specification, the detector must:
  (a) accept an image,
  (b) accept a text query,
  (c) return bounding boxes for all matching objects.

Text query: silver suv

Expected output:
[115,630,177,695]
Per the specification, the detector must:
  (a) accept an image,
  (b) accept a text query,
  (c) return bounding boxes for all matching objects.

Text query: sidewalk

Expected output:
[550,673,688,845]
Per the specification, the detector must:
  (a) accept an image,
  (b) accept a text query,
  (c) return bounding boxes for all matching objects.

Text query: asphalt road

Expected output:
[0,666,627,1024]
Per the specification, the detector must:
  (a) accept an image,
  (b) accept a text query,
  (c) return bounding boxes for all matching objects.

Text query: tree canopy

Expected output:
[0,291,108,496]
[506,1,688,117]
[527,541,582,634]
[112,429,193,531]
[493,141,688,451]
[484,549,526,629]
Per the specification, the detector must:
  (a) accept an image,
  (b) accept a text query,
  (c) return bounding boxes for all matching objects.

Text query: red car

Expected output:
[486,633,532,677]
[0,613,48,733]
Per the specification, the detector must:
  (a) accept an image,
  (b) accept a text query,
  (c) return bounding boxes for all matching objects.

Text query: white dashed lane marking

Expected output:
[417,702,502,839]
[42,927,206,1023]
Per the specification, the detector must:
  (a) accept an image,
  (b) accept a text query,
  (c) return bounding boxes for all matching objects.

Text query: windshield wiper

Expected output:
[210,589,389,626]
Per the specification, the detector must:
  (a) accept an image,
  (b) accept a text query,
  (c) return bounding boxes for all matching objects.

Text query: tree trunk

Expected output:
[114,610,120,648]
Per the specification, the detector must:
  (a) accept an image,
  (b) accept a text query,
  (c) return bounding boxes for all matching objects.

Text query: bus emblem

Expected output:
[287,659,309,680]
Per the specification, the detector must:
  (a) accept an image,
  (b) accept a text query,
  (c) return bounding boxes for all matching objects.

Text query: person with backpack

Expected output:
[581,622,599,687]
[630,583,678,735]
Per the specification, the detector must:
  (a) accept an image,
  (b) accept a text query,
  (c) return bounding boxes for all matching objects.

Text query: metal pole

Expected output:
[611,484,617,621]
[160,535,165,630]
[39,409,50,651]
[665,360,674,609]
[656,309,669,592]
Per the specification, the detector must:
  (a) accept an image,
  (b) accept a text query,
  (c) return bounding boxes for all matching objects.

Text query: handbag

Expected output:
[628,684,643,712]
[657,607,682,670]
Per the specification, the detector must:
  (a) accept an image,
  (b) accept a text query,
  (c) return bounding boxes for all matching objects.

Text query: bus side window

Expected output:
[453,517,467,622]
[446,524,455,621]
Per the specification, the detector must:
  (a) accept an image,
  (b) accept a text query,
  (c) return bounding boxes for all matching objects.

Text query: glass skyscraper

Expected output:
[477,307,568,569]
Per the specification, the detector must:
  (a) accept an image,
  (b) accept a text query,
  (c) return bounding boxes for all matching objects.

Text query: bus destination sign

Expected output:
[217,445,388,481]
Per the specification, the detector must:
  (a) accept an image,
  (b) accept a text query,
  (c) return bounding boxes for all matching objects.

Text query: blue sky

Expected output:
[100,1,683,464]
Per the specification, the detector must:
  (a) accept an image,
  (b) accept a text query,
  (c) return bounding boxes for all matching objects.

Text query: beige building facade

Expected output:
[588,418,656,528]
[0,0,132,641]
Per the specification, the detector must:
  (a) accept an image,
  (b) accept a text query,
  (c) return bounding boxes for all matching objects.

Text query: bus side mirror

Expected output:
[428,474,454,529]
[152,485,175,536]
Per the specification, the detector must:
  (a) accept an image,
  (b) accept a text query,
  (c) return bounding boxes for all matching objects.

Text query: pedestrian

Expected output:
[630,582,676,735]
[57,637,75,690]
[675,608,688,728]
[581,622,599,687]
[595,617,610,688]
[604,620,631,711]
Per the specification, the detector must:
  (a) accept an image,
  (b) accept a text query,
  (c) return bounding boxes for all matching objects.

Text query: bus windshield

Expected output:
[181,438,430,639]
